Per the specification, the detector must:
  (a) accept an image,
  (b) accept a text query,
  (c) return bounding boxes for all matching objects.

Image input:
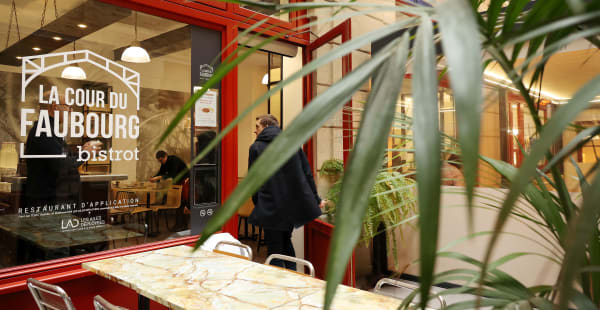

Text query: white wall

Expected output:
[390,186,565,287]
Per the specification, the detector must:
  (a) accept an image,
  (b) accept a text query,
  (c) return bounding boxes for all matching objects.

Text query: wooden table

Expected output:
[83,245,404,310]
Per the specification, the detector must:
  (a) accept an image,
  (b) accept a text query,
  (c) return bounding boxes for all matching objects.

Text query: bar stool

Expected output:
[27,278,76,310]
[93,295,128,310]
[374,278,447,309]
[214,240,253,260]
[265,254,315,277]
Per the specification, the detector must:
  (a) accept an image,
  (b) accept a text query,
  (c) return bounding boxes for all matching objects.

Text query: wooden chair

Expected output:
[150,186,182,232]
[265,254,315,277]
[237,199,254,240]
[93,295,128,310]
[109,191,137,224]
[27,278,76,310]
[214,240,253,260]
[374,278,447,309]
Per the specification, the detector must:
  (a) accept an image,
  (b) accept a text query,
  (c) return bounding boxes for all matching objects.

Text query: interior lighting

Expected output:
[483,71,568,102]
[77,23,87,29]
[121,12,150,63]
[61,42,86,80]
[261,73,269,85]
[52,36,62,41]
[32,47,41,51]
[512,128,519,136]
[16,56,21,59]
[61,64,86,80]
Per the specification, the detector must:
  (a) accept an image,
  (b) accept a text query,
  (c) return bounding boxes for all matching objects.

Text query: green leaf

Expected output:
[485,0,504,35]
[558,171,600,309]
[569,157,590,193]
[437,0,483,215]
[195,34,406,251]
[411,15,441,310]
[566,0,586,14]
[501,0,530,38]
[324,33,410,310]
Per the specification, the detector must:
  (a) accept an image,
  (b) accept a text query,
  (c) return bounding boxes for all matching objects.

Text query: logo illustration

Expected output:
[20,50,141,161]
[199,64,214,79]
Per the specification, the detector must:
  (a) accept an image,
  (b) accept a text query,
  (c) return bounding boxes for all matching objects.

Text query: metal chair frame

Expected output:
[374,278,447,309]
[265,254,316,277]
[27,278,76,310]
[214,240,253,260]
[93,295,127,310]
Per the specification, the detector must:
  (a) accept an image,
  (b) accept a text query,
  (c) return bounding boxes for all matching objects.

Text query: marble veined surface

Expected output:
[83,245,405,310]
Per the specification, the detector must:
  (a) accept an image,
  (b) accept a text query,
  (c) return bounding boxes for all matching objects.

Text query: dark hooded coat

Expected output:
[248,126,322,231]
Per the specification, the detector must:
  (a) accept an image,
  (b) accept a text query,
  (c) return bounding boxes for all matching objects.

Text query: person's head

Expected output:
[254,114,279,135]
[156,150,168,164]
[45,93,71,124]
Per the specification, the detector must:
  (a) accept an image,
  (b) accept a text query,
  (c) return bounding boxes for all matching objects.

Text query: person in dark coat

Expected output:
[248,115,326,270]
[24,98,97,211]
[150,151,188,185]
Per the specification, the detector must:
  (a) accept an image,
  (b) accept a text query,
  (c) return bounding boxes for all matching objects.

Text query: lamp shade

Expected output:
[61,64,86,80]
[261,73,269,85]
[121,43,150,63]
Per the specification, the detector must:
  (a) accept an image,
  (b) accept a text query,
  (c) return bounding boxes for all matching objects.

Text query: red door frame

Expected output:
[0,0,310,305]
[303,19,353,169]
[302,19,356,287]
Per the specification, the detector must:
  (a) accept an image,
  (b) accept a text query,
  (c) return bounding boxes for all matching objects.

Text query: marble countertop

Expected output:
[83,245,406,310]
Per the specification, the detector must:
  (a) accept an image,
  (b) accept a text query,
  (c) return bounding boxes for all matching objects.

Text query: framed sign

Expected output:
[193,86,218,127]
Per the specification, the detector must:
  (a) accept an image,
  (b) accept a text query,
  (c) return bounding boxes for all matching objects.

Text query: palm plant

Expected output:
[159,0,600,308]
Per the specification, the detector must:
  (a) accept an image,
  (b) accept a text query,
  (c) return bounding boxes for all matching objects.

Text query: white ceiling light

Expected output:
[61,64,86,80]
[61,42,86,80]
[121,12,150,63]
[261,73,269,85]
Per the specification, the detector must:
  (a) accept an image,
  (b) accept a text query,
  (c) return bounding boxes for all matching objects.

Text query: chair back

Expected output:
[214,240,253,260]
[374,278,447,309]
[93,295,127,310]
[112,191,137,212]
[27,278,76,310]
[166,187,182,208]
[237,199,254,217]
[265,254,315,277]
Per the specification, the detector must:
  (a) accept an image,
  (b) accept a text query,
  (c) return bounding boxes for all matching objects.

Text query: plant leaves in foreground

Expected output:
[437,0,483,214]
[324,33,410,310]
[412,15,441,310]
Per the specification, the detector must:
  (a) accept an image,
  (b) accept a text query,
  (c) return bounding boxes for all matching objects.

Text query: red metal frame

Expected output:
[303,19,352,170]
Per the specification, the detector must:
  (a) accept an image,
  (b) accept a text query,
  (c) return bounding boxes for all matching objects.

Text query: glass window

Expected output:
[0,0,194,268]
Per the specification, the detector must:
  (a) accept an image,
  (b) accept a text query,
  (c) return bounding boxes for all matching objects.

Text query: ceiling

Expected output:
[0,0,189,65]
[486,47,600,100]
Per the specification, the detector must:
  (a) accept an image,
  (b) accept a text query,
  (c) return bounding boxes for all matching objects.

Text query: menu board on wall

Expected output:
[193,86,218,127]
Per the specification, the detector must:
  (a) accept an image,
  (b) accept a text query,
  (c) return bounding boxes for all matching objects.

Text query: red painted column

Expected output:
[220,25,239,237]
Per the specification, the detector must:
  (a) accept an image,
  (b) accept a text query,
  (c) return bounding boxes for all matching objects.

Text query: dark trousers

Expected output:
[264,227,296,271]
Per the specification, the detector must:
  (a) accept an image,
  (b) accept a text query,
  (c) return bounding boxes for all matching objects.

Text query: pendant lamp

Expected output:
[61,42,86,80]
[121,12,150,63]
